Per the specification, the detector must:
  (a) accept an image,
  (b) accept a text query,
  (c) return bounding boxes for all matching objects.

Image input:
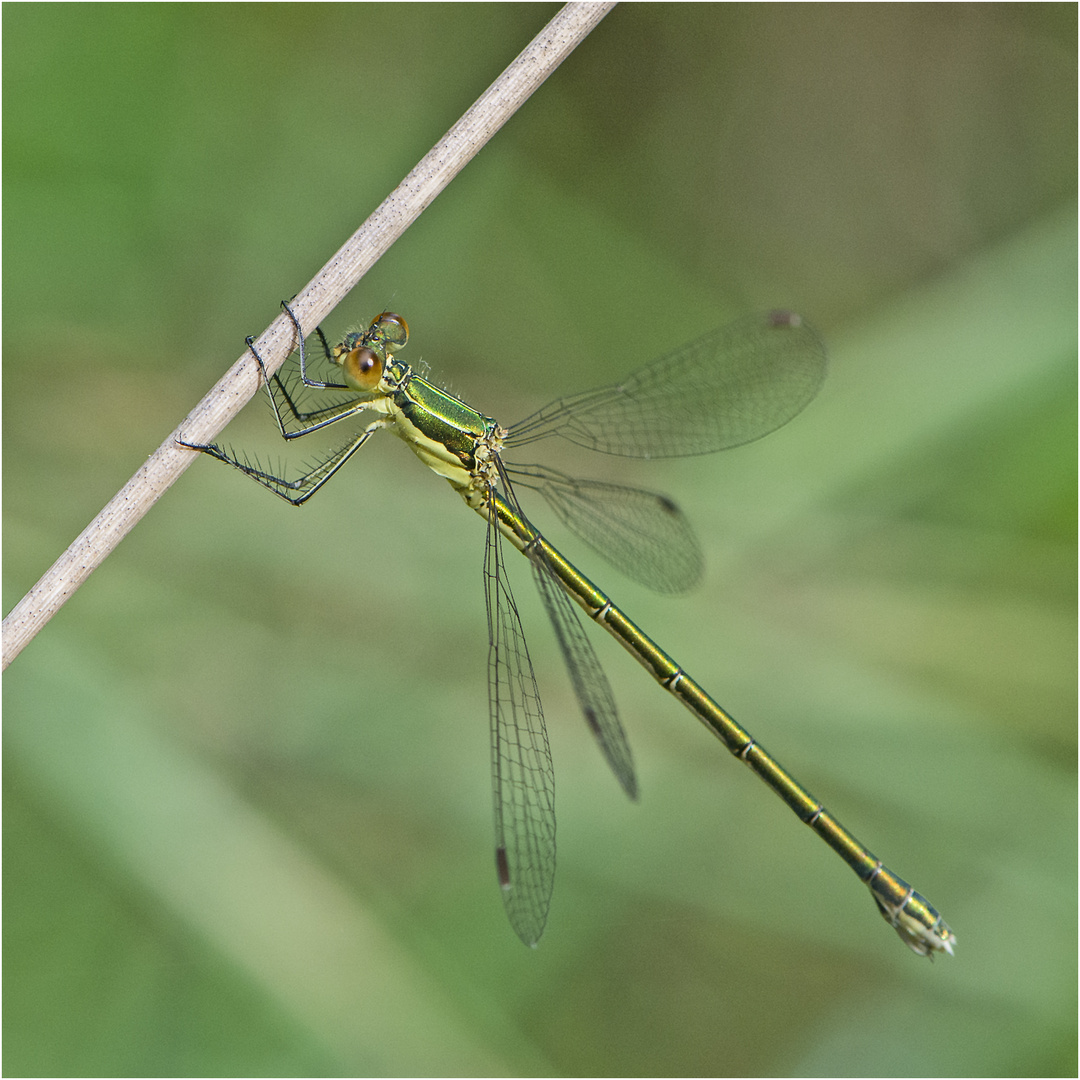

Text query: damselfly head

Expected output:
[331,314,409,394]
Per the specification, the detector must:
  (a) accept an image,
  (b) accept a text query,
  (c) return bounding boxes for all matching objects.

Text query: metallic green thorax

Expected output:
[382,359,503,506]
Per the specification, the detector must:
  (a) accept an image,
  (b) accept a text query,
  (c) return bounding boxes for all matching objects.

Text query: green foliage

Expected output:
[5,4,1076,1076]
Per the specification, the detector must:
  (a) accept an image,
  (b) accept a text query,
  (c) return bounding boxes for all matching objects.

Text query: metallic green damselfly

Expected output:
[181,304,955,958]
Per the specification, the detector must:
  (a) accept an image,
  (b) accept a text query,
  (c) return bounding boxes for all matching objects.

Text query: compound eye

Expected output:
[342,346,383,392]
[371,312,409,353]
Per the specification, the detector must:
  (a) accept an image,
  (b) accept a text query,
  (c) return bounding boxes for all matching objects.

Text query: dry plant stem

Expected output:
[2,2,617,670]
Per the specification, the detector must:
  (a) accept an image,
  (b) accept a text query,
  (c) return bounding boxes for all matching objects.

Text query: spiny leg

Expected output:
[248,309,372,439]
[179,420,388,505]
[281,301,349,392]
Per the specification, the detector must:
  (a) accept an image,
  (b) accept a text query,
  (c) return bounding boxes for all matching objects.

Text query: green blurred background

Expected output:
[4,4,1076,1076]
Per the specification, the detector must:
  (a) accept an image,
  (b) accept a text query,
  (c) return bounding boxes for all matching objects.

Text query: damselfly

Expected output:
[180,304,955,958]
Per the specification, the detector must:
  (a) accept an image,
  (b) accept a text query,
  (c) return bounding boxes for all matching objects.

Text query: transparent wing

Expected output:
[530,550,638,800]
[506,311,826,458]
[484,496,556,947]
[507,464,703,594]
